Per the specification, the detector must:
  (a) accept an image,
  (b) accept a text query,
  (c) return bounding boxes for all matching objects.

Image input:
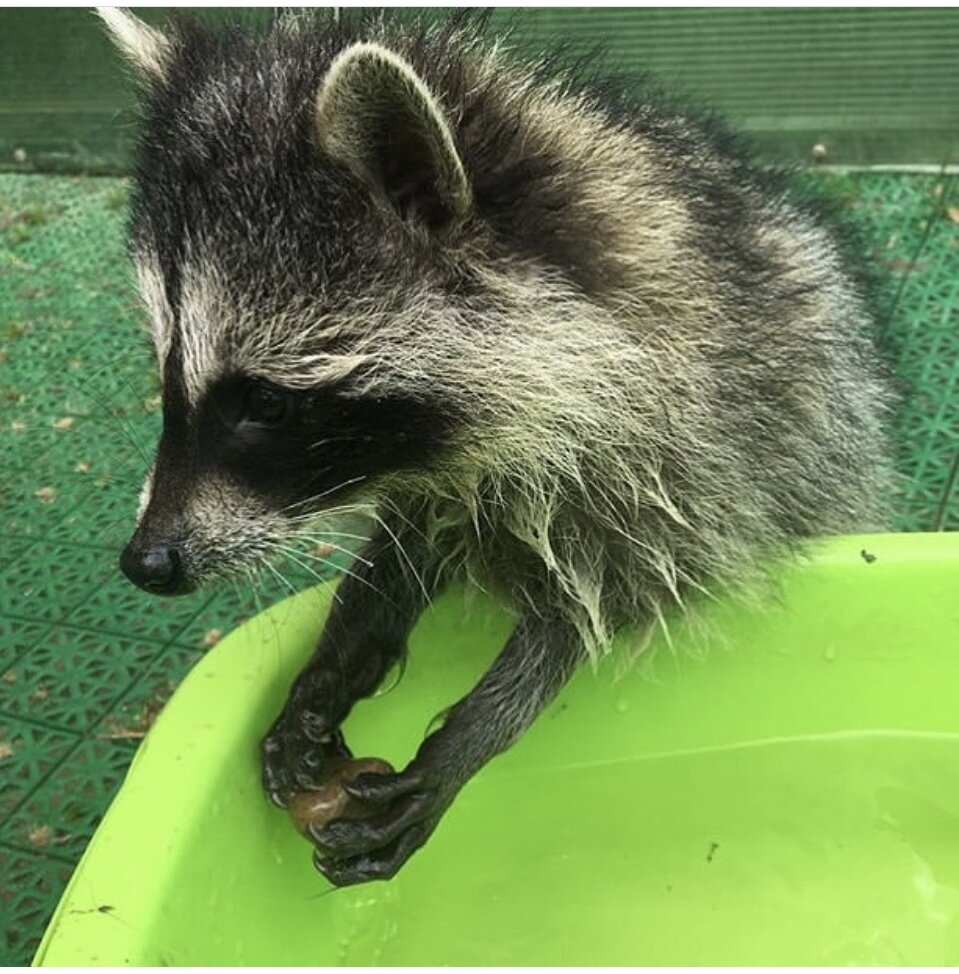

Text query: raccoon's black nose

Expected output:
[119,543,191,596]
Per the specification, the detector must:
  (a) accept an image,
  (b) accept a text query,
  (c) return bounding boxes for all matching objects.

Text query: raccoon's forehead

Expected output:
[129,31,375,265]
[132,250,372,404]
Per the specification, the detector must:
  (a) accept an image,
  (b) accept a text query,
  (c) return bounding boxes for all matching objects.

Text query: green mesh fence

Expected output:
[0,170,957,962]
[3,8,958,170]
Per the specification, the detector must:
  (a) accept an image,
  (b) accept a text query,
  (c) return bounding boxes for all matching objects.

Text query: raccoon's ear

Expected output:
[316,42,471,228]
[97,7,171,82]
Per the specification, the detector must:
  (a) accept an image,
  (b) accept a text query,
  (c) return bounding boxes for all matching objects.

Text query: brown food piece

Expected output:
[287,757,394,837]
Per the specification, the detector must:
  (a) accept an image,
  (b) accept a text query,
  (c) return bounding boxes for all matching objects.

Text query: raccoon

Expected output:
[101,8,893,885]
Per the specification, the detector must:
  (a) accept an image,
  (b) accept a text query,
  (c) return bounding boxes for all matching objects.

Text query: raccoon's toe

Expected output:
[308,763,451,884]
[260,729,292,806]
[260,717,352,805]
[311,825,428,887]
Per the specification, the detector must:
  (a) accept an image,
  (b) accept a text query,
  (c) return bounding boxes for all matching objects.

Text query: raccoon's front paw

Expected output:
[261,712,352,807]
[307,762,455,885]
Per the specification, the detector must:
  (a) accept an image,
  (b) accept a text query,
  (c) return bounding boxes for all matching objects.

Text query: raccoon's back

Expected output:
[330,14,895,640]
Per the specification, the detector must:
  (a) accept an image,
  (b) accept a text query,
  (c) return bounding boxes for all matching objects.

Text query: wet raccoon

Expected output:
[101,8,893,885]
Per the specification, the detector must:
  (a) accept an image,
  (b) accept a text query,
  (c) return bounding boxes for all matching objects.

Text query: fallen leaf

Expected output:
[53,416,75,430]
[201,628,223,648]
[10,421,26,433]
[947,207,959,224]
[311,542,335,558]
[34,486,56,504]
[97,727,147,741]
[1,670,15,684]
[97,685,172,740]
[0,741,14,760]
[28,825,53,847]
[74,461,91,474]
[884,258,924,273]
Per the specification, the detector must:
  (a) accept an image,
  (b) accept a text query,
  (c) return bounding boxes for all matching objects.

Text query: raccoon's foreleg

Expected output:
[309,612,584,886]
[261,518,440,806]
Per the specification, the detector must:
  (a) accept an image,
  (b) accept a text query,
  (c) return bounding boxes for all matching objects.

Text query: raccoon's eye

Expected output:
[245,384,292,426]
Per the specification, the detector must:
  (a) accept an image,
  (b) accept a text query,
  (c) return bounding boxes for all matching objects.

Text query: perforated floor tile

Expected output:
[0,847,74,965]
[1,471,97,542]
[0,718,79,817]
[0,626,164,733]
[1,737,139,865]
[845,171,959,531]
[0,540,34,575]
[0,618,50,674]
[0,167,956,964]
[56,488,148,551]
[0,543,115,624]
[63,573,207,645]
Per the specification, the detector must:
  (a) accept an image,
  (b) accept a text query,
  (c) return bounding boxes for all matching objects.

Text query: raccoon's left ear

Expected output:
[316,42,471,229]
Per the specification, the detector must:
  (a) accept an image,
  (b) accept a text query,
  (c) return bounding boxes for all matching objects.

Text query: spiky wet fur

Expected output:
[120,9,893,659]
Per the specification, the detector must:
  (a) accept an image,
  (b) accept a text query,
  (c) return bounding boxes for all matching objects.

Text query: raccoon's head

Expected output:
[101,9,485,595]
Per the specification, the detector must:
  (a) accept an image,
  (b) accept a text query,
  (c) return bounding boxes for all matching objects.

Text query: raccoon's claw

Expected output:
[260,733,290,806]
[308,765,451,886]
[260,718,351,805]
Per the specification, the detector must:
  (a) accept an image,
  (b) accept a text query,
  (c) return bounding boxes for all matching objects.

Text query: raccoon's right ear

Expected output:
[97,7,171,83]
[316,42,471,229]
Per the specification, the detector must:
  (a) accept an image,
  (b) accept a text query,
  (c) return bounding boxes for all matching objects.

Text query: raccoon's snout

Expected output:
[119,541,194,597]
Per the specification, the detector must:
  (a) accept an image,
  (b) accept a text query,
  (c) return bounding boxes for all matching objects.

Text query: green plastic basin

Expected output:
[34,532,959,965]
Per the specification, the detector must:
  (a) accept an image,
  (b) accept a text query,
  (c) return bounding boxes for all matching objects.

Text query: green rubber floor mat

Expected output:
[0,169,957,963]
